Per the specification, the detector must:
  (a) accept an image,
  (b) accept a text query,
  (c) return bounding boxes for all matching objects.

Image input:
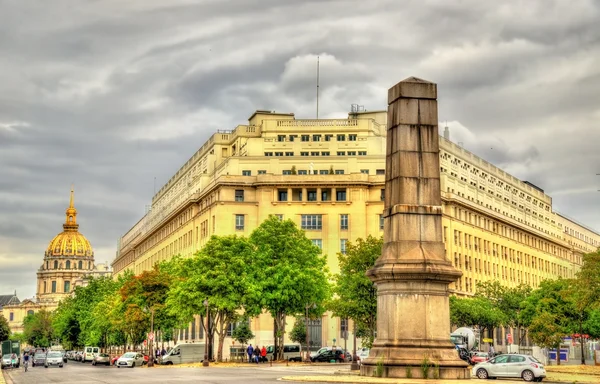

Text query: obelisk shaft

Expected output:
[360,77,469,379]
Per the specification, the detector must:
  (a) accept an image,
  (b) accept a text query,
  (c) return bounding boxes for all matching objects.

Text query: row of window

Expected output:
[44,260,88,270]
[233,214,384,232]
[264,151,368,157]
[276,134,359,142]
[42,280,71,294]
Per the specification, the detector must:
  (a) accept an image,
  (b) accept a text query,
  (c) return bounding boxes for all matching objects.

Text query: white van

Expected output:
[266,344,302,362]
[82,346,99,362]
[160,343,206,365]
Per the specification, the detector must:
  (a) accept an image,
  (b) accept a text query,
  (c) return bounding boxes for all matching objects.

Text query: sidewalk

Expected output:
[0,369,7,384]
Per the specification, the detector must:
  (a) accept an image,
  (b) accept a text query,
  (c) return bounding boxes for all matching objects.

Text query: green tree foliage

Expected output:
[52,296,81,350]
[289,318,307,347]
[329,236,381,349]
[231,318,254,347]
[248,216,330,360]
[23,309,54,347]
[450,295,505,349]
[0,313,10,342]
[576,249,600,306]
[167,235,254,361]
[528,312,565,353]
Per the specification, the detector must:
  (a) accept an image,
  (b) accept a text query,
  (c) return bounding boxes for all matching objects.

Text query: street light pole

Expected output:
[203,300,209,367]
[350,320,359,370]
[305,305,309,362]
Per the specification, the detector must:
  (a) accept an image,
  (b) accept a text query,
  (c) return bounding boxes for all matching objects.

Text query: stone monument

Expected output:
[360,77,469,379]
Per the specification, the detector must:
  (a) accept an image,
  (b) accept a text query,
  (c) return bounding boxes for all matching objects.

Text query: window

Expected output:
[340,214,349,230]
[358,151,367,156]
[325,135,333,141]
[264,152,273,156]
[349,134,357,141]
[275,214,284,221]
[278,190,288,201]
[283,170,292,175]
[242,170,251,176]
[308,190,317,201]
[311,239,323,249]
[319,170,329,175]
[376,169,385,175]
[301,215,322,230]
[277,135,286,142]
[285,152,294,156]
[379,214,384,230]
[78,260,83,269]
[313,135,321,141]
[301,135,310,142]
[66,260,71,269]
[43,281,47,293]
[51,281,57,293]
[340,239,347,254]
[235,190,244,202]
[380,189,385,201]
[275,152,283,157]
[235,215,245,230]
[300,152,309,156]
[258,170,267,175]
[27,310,34,316]
[64,281,71,293]
[321,151,330,156]
[9,312,13,321]
[289,135,296,142]
[310,151,320,156]
[337,134,346,141]
[337,151,345,156]
[54,260,58,269]
[335,170,344,175]
[336,189,347,201]
[347,151,356,156]
[298,170,308,175]
[360,169,369,174]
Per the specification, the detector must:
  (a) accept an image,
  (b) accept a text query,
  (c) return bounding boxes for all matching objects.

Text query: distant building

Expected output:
[2,189,111,335]
[112,109,600,356]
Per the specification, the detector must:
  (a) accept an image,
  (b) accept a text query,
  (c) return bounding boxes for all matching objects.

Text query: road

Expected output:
[2,361,342,384]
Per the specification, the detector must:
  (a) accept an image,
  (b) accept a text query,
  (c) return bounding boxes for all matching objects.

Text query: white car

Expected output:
[357,348,370,364]
[116,352,145,368]
[1,355,12,369]
[472,353,546,382]
[45,352,64,368]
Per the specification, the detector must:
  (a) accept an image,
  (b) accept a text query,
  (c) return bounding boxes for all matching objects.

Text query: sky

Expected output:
[1,0,599,299]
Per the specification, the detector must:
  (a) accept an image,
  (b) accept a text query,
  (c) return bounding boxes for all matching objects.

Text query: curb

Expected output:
[0,370,7,384]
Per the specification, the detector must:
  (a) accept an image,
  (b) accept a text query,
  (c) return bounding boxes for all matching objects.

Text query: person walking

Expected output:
[22,352,29,372]
[247,344,254,364]
[253,345,260,364]
[11,353,17,369]
[260,346,267,363]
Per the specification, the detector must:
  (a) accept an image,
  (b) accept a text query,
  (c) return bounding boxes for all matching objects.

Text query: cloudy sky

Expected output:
[1,0,599,298]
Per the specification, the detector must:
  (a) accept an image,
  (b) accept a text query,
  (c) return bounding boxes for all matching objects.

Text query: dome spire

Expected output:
[64,185,79,231]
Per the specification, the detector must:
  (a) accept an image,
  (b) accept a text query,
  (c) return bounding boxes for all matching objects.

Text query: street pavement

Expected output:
[1,361,342,384]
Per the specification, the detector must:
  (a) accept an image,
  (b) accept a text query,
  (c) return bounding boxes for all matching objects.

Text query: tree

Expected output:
[329,236,380,349]
[450,295,505,349]
[231,318,254,352]
[167,235,254,361]
[23,309,54,347]
[529,312,565,358]
[289,318,307,348]
[0,313,10,342]
[248,216,330,360]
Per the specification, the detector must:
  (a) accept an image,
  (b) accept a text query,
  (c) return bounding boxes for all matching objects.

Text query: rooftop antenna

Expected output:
[316,56,320,119]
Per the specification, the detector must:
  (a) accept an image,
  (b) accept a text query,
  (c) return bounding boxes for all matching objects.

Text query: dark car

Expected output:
[32,353,46,367]
[311,349,345,363]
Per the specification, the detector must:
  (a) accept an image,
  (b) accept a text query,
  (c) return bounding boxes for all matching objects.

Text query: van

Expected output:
[82,346,99,362]
[266,344,302,362]
[160,343,206,365]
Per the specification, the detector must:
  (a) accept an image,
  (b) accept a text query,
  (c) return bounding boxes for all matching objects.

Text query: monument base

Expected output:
[360,344,469,379]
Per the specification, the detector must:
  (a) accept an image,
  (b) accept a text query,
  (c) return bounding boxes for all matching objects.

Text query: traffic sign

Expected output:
[482,338,493,343]
[148,332,155,341]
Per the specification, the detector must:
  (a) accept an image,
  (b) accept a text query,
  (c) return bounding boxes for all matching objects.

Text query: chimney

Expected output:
[444,125,450,141]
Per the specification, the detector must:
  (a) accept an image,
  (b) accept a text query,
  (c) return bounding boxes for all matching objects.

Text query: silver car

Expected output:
[472,353,546,382]
[45,352,64,368]
[116,352,145,368]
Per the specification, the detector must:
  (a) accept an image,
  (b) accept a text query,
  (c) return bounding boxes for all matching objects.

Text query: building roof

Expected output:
[0,294,20,308]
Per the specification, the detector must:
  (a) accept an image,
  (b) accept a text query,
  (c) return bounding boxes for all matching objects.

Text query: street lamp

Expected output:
[203,299,209,367]
[305,303,316,362]
[350,321,359,371]
[148,307,155,367]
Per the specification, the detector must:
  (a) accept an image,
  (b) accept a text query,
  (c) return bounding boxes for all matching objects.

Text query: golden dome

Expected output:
[45,188,94,258]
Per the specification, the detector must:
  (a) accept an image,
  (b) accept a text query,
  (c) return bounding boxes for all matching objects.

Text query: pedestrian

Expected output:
[253,345,260,364]
[488,345,495,359]
[23,352,29,372]
[11,353,17,369]
[161,347,167,356]
[260,346,267,363]
[247,344,254,364]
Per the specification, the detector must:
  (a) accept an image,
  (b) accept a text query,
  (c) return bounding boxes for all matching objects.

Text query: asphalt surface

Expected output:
[2,361,341,384]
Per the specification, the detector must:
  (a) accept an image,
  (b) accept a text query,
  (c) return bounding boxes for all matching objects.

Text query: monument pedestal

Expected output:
[360,77,469,379]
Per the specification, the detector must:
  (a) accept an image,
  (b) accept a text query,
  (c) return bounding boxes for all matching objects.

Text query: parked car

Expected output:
[266,344,302,362]
[310,346,343,359]
[116,352,145,368]
[1,355,12,369]
[111,355,120,366]
[82,346,100,363]
[472,353,546,382]
[44,351,64,368]
[357,348,370,364]
[32,352,47,367]
[469,351,489,365]
[92,353,111,366]
[310,348,345,363]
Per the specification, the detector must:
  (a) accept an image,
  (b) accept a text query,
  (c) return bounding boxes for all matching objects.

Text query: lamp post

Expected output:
[305,303,316,362]
[350,320,359,371]
[203,299,209,367]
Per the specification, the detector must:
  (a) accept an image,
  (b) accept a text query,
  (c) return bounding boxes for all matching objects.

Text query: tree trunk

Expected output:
[557,343,561,366]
